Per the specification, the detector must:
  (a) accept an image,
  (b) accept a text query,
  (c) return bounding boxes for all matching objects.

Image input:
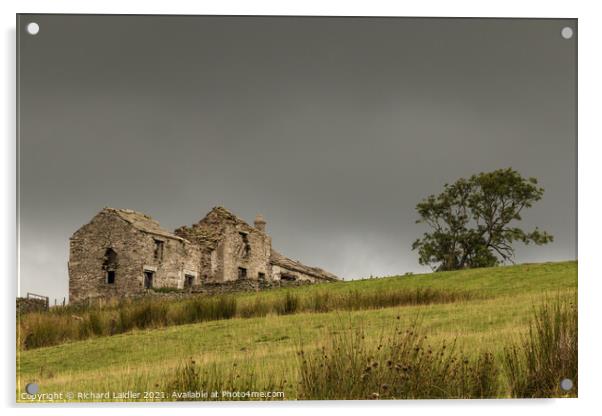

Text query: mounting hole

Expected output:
[26,22,40,36]
[25,383,39,394]
[560,378,573,391]
[560,26,573,40]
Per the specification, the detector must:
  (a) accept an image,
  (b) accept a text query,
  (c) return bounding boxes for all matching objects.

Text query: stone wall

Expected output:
[69,210,201,302]
[16,297,48,315]
[219,222,272,282]
[156,278,316,297]
[148,237,202,290]
[69,278,323,306]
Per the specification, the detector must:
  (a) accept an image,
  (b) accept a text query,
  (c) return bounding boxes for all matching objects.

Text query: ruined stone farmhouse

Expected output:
[68,207,339,302]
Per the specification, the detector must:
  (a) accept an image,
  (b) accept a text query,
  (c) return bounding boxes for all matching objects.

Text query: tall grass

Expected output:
[19,288,475,350]
[19,295,237,350]
[17,293,578,401]
[503,297,578,398]
[278,292,299,315]
[313,288,473,312]
[298,295,577,400]
[297,321,500,400]
[165,359,286,401]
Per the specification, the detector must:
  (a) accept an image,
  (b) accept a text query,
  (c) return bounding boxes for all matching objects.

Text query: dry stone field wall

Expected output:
[16,297,48,315]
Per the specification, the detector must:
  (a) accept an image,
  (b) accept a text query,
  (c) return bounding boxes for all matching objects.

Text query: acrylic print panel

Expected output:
[16,15,577,402]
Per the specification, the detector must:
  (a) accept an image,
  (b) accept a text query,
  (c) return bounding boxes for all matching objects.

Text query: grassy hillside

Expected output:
[17,261,577,401]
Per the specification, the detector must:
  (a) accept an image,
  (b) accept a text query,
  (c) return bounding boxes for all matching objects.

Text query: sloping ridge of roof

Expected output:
[270,250,340,281]
[103,207,185,241]
[202,206,251,228]
[206,206,240,222]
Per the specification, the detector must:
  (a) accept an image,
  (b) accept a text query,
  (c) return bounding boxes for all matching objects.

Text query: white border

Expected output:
[2,1,600,416]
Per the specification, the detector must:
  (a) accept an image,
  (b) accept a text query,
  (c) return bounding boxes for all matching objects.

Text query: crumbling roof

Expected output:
[103,207,186,241]
[270,250,340,282]
[175,206,257,249]
[173,224,220,249]
[205,206,241,223]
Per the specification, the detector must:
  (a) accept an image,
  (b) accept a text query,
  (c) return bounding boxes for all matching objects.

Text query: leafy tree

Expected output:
[412,168,553,271]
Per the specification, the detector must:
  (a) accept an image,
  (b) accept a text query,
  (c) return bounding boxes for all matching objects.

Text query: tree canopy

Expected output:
[412,168,553,271]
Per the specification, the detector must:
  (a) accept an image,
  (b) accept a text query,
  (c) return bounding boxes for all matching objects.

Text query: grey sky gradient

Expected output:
[17,15,577,302]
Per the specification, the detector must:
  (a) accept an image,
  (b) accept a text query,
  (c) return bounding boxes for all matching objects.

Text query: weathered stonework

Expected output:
[69,206,339,302]
[16,297,49,315]
[69,208,201,302]
[175,207,272,283]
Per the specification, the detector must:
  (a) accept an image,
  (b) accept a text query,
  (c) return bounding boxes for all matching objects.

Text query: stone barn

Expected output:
[68,206,339,302]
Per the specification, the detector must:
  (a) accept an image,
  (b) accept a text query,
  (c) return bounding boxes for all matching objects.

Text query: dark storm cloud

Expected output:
[17,15,576,301]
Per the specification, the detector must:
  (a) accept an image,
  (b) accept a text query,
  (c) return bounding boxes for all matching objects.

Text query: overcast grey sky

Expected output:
[17,15,576,301]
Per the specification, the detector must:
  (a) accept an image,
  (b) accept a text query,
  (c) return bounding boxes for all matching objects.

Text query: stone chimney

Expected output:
[254,214,266,233]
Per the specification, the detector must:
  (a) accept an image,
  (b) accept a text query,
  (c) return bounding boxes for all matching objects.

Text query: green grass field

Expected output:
[16,261,577,402]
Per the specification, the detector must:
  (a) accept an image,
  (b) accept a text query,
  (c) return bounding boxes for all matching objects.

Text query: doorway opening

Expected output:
[184,274,195,289]
[144,271,154,289]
